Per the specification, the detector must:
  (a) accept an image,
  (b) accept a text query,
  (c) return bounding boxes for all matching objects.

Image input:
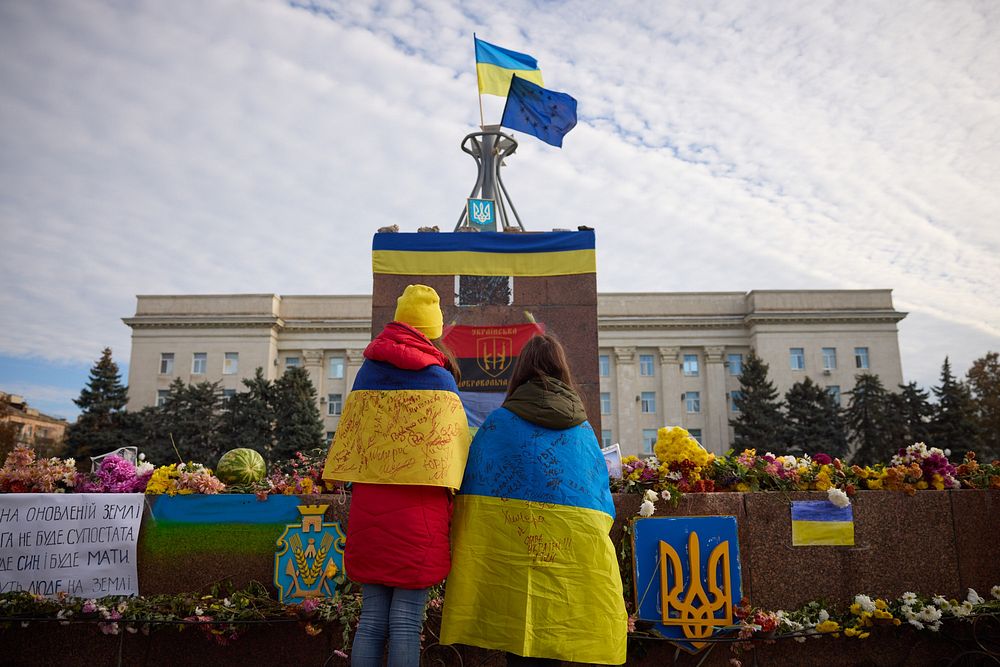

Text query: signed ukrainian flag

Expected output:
[475,36,544,97]
[372,230,596,277]
[790,500,854,546]
[440,409,627,664]
[321,360,471,490]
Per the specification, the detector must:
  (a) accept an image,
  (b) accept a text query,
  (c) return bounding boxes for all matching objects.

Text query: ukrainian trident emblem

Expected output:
[631,516,742,653]
[274,504,346,603]
[477,336,513,377]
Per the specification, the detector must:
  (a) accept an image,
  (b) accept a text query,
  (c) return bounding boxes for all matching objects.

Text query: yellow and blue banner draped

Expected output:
[790,500,854,546]
[475,36,543,97]
[440,409,627,665]
[321,360,471,490]
[372,230,596,277]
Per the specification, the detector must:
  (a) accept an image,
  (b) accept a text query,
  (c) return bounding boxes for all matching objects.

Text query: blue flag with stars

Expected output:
[500,74,577,148]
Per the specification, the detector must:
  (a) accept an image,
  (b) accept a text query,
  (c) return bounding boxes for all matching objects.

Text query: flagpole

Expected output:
[474,34,485,127]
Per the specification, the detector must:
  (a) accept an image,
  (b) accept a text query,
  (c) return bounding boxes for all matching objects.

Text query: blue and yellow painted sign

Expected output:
[791,500,854,546]
[274,504,346,603]
[632,516,742,653]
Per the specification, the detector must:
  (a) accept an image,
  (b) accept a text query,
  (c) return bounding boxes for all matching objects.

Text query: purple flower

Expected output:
[813,453,832,465]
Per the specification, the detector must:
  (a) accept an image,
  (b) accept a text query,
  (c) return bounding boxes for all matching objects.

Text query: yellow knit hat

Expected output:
[394,284,443,340]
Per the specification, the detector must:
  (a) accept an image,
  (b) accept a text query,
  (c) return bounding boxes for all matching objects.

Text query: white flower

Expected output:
[827,487,850,508]
[638,500,655,517]
[136,461,154,475]
[194,606,204,616]
[932,595,947,607]
[644,489,659,503]
[223,598,233,608]
[901,592,917,606]
[138,453,146,461]
[918,606,942,623]
[966,588,985,605]
[665,470,683,481]
[853,594,876,613]
[991,585,1000,601]
[818,609,830,622]
[660,490,672,502]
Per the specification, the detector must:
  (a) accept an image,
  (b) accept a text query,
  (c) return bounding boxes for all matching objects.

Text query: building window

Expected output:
[640,391,656,414]
[827,385,841,407]
[191,353,207,375]
[642,429,658,454]
[639,354,655,376]
[223,352,239,375]
[598,355,609,377]
[328,356,345,379]
[689,428,702,443]
[222,389,236,401]
[285,356,300,369]
[156,390,169,407]
[685,391,701,413]
[790,347,805,370]
[159,353,174,375]
[727,353,743,376]
[601,430,613,448]
[326,431,335,443]
[683,354,699,376]
[822,347,837,370]
[730,390,743,412]
[600,392,611,415]
[855,347,870,369]
[328,393,343,416]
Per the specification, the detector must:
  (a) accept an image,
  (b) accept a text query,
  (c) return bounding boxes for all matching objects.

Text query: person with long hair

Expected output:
[323,284,470,667]
[440,333,627,665]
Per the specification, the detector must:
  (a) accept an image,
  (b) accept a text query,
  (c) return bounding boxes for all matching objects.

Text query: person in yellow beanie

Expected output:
[393,284,444,340]
[323,284,470,667]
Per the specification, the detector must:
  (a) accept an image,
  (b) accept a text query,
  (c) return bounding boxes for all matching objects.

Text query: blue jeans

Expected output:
[352,584,428,667]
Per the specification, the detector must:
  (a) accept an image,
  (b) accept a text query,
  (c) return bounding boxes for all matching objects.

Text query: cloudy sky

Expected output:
[1,0,998,420]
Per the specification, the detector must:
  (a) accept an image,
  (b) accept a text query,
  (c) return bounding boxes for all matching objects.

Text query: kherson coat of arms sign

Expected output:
[274,504,346,603]
[632,515,743,653]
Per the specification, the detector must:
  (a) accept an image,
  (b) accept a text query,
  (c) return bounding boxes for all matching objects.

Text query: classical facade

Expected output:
[124,290,906,456]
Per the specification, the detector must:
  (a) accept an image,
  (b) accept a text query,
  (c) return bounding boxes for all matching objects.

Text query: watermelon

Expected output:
[216,448,266,485]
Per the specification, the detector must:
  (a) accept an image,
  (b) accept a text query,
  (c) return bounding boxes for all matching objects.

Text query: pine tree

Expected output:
[731,351,785,452]
[931,357,980,456]
[65,347,130,460]
[891,381,934,450]
[217,368,276,458]
[966,352,1000,460]
[783,377,848,458]
[845,373,893,465]
[272,367,325,463]
[141,379,223,464]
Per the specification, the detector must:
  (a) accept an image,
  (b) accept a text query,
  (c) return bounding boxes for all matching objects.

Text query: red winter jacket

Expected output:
[343,322,456,589]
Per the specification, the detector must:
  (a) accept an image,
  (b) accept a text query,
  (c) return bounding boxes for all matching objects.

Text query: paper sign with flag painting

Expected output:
[500,74,578,148]
[790,500,854,546]
[442,322,544,427]
[475,36,543,97]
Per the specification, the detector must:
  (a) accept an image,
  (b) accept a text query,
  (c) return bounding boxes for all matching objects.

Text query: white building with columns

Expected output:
[123,289,905,456]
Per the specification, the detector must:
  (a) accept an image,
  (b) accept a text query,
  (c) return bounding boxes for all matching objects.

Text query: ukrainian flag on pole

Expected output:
[475,36,544,96]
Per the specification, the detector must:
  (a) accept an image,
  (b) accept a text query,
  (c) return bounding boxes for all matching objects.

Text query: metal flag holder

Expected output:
[454,125,526,232]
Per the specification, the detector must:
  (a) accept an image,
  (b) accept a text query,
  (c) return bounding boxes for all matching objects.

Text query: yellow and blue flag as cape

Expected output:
[321,359,471,490]
[790,500,854,546]
[372,230,596,277]
[475,36,544,97]
[440,409,627,664]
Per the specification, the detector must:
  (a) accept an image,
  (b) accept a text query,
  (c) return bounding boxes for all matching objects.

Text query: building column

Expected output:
[614,346,637,453]
[659,346,682,428]
[345,348,366,396]
[302,350,325,407]
[703,345,728,456]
